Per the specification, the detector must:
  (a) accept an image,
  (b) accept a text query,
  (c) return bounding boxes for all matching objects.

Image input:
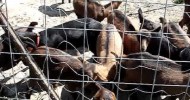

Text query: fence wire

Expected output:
[0,0,189,100]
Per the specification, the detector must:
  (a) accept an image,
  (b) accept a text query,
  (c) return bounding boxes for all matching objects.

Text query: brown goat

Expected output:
[137,9,190,63]
[83,83,116,100]
[160,17,190,49]
[30,46,85,91]
[96,24,123,81]
[93,83,116,100]
[30,46,117,99]
[73,0,122,22]
[107,10,140,55]
[179,0,190,34]
[83,24,123,81]
[119,52,190,100]
[96,24,123,64]
[136,29,152,52]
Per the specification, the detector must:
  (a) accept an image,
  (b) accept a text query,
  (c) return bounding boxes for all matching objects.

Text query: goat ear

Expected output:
[138,8,143,14]
[159,17,167,25]
[29,22,38,26]
[26,21,38,32]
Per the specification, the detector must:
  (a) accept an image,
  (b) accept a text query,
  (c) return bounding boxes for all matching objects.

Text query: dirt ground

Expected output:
[0,0,185,33]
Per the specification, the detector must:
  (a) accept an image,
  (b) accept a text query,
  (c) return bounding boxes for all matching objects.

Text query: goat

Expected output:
[139,17,190,72]
[82,24,123,81]
[159,17,190,49]
[73,0,122,22]
[138,8,160,30]
[1,21,38,51]
[138,8,190,48]
[15,22,38,32]
[137,28,180,60]
[179,0,190,34]
[92,83,116,100]
[0,22,38,71]
[96,24,123,81]
[179,47,190,72]
[137,9,182,60]
[136,29,152,52]
[81,83,116,100]
[107,9,140,55]
[119,52,190,100]
[30,46,118,98]
[30,46,117,99]
[30,46,85,91]
[16,18,103,56]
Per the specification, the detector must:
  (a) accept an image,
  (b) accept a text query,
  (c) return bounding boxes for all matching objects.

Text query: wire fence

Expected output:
[0,0,189,100]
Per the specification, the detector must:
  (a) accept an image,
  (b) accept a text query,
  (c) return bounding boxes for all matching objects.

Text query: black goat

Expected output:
[16,18,103,56]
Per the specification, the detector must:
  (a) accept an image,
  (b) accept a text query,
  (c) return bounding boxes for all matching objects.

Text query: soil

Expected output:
[0,0,185,33]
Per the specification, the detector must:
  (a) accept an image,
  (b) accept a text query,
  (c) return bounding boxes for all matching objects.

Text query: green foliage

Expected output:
[173,0,184,4]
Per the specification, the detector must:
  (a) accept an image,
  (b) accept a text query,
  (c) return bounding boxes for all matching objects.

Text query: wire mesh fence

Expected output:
[0,0,189,100]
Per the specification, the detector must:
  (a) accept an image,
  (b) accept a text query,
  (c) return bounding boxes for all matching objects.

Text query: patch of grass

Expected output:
[173,0,184,4]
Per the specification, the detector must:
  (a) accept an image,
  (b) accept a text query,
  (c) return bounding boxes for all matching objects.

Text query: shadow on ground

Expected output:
[38,3,73,17]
